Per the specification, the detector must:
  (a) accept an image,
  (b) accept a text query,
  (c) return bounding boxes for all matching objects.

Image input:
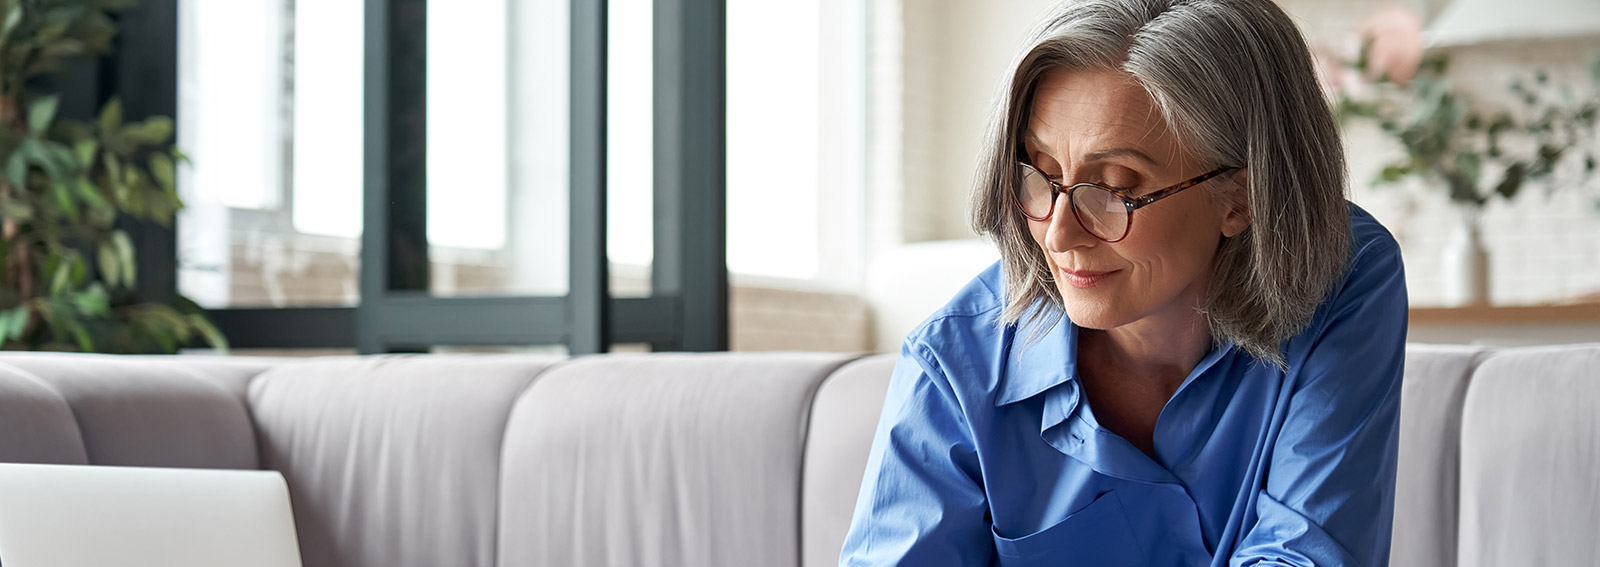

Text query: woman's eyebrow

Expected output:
[1023,132,1158,168]
[1083,147,1159,166]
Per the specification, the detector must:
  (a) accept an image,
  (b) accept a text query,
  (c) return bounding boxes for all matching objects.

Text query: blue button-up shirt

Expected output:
[841,204,1407,566]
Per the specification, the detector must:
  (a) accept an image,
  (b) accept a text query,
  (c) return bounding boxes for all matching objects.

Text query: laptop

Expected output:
[0,463,303,567]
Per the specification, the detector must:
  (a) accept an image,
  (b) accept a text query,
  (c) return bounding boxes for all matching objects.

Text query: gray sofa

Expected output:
[0,344,1595,567]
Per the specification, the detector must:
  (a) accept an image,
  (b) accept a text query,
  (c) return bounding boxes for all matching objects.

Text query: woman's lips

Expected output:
[1058,268,1117,289]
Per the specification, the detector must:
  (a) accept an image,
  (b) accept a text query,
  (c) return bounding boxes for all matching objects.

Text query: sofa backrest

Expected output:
[1391,344,1489,567]
[800,354,894,567]
[0,355,90,465]
[247,354,557,567]
[0,353,266,469]
[0,343,1595,567]
[1456,343,1600,567]
[497,352,856,567]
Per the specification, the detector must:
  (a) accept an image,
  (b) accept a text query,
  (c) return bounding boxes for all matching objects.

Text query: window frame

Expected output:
[137,0,731,354]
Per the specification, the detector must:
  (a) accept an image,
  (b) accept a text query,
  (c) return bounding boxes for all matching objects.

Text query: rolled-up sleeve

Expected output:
[839,341,992,566]
[1231,239,1409,567]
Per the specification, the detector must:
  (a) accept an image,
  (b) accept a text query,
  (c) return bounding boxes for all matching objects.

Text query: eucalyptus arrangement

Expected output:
[0,0,226,352]
[1336,50,1600,210]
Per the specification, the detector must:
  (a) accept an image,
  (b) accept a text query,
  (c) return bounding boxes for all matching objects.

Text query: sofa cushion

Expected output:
[1458,343,1600,567]
[248,354,556,567]
[498,352,858,567]
[800,354,894,567]
[0,352,265,469]
[1391,344,1489,567]
[0,357,89,464]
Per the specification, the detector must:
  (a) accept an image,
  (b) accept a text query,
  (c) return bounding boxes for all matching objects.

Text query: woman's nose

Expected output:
[1043,194,1095,253]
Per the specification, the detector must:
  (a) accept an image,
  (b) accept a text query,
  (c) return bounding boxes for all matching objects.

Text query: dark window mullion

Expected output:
[652,0,728,351]
[569,0,610,355]
[358,0,429,353]
[113,0,180,308]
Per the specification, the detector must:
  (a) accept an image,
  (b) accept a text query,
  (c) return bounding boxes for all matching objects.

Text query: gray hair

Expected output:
[970,0,1352,368]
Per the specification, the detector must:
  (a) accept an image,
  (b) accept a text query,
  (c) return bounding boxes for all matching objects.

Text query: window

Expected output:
[170,0,840,353]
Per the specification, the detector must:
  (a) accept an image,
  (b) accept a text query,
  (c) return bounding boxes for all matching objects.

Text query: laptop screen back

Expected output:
[0,463,303,567]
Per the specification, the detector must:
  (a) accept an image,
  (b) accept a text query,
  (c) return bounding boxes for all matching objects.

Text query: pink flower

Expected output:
[1359,5,1425,85]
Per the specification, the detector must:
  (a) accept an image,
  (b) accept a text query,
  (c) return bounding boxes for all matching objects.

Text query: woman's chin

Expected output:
[1059,295,1127,330]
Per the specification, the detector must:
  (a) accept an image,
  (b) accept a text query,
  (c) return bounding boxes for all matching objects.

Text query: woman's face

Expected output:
[1021,68,1248,332]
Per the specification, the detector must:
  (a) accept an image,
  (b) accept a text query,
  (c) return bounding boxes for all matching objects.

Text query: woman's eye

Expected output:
[1103,173,1141,191]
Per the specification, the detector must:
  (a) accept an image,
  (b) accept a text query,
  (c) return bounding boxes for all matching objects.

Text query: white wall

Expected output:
[891,0,1058,244]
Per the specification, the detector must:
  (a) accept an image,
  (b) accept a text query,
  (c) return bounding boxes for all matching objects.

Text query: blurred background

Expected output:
[28,0,1593,356]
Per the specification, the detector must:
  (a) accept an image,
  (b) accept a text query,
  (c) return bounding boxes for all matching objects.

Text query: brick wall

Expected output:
[221,237,873,352]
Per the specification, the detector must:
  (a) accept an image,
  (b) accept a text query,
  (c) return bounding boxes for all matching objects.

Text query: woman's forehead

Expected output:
[1024,69,1176,163]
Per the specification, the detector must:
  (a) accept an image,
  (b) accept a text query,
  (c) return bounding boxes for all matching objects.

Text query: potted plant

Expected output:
[0,0,226,353]
[1329,10,1600,305]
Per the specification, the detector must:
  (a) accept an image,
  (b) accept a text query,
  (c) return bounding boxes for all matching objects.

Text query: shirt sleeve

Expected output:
[839,340,993,566]
[1230,237,1408,567]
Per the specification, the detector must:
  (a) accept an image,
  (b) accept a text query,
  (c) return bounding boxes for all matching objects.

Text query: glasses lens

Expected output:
[1071,185,1128,240]
[1016,165,1055,218]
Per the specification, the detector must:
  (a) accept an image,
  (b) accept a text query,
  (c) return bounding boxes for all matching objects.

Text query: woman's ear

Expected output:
[1220,167,1251,238]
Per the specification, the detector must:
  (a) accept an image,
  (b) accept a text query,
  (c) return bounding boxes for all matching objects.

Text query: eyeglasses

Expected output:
[1013,162,1238,242]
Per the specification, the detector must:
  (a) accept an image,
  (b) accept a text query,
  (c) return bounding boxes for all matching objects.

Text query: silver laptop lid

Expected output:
[0,463,302,567]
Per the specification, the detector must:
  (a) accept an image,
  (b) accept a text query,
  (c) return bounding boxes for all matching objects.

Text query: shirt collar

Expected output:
[996,307,1241,408]
[996,308,1077,406]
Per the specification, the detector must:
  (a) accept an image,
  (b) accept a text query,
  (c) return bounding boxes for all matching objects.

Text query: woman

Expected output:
[839,1,1406,565]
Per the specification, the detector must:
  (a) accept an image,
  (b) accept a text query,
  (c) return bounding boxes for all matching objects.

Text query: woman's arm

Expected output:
[839,341,993,566]
[1231,237,1409,567]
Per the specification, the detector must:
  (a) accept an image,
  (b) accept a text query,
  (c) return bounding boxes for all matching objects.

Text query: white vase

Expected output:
[1441,206,1490,306]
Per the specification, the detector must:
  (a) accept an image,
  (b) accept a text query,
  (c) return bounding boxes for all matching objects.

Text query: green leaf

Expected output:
[27,95,59,135]
[148,153,176,193]
[6,151,27,188]
[1494,163,1526,201]
[101,152,125,204]
[73,177,107,211]
[98,241,120,288]
[98,98,123,133]
[122,117,174,147]
[1378,165,1410,183]
[43,142,78,177]
[142,306,193,342]
[52,181,78,222]
[50,255,72,296]
[0,4,23,47]
[69,251,87,287]
[73,139,97,166]
[69,324,93,352]
[72,283,110,316]
[24,140,64,180]
[112,230,136,287]
[0,305,27,343]
[36,22,69,41]
[10,307,26,338]
[188,313,229,353]
[141,321,177,353]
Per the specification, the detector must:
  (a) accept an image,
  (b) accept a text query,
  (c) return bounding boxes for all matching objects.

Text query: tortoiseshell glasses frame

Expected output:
[1013,162,1239,242]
